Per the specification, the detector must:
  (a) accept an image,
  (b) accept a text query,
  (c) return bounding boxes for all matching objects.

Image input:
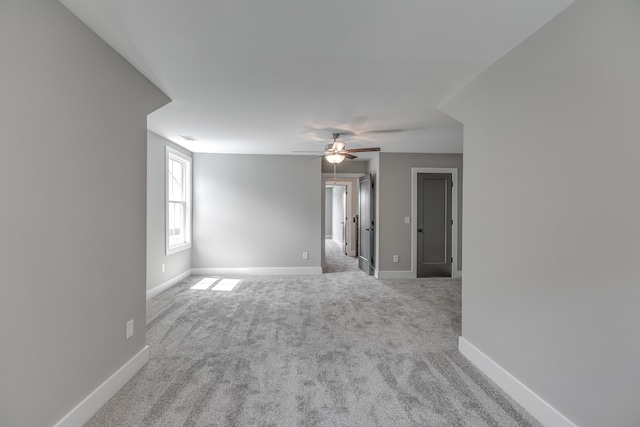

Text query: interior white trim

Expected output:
[377,270,461,279]
[325,178,357,260]
[458,337,577,427]
[165,146,193,256]
[376,270,415,279]
[147,269,192,300]
[192,267,323,276]
[53,346,150,427]
[411,168,459,278]
[322,173,365,178]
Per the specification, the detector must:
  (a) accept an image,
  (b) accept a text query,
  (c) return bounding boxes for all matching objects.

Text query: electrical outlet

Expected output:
[302,252,309,260]
[126,319,134,339]
[393,255,399,263]
[161,263,165,272]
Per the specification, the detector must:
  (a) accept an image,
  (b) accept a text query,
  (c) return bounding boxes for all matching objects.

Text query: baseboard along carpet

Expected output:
[86,241,539,426]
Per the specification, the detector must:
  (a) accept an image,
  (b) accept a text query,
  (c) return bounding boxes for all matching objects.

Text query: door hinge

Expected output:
[451,219,453,225]
[451,257,453,263]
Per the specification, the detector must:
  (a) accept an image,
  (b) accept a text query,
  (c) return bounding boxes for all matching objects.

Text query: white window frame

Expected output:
[166,147,192,255]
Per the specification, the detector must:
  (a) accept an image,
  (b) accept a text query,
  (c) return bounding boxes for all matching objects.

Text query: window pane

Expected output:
[166,149,191,254]
[168,158,184,202]
[168,202,185,246]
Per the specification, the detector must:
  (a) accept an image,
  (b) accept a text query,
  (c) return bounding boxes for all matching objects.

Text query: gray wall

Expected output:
[147,132,192,291]
[377,153,463,272]
[324,187,333,237]
[322,159,370,174]
[0,1,169,426]
[192,154,322,269]
[441,0,640,425]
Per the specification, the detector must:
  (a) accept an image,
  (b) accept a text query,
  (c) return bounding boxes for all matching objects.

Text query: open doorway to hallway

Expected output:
[325,184,348,254]
[324,178,359,273]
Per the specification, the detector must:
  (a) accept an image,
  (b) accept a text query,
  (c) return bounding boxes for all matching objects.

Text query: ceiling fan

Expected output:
[300,133,381,164]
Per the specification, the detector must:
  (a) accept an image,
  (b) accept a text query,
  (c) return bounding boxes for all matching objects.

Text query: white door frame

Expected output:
[411,167,460,278]
[323,173,362,257]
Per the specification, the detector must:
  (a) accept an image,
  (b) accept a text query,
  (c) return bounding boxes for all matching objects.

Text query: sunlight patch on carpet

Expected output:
[191,278,220,290]
[212,279,240,292]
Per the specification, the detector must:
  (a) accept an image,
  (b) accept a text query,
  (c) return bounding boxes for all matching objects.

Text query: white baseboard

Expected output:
[375,270,462,279]
[376,270,415,279]
[191,266,323,276]
[54,346,150,427]
[458,337,576,427]
[147,269,192,300]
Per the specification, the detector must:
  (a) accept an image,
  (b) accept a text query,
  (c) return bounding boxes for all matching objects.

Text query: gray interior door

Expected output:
[417,173,452,277]
[358,173,374,275]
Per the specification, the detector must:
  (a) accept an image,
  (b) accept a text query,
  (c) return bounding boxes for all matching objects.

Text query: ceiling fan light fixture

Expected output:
[325,153,345,164]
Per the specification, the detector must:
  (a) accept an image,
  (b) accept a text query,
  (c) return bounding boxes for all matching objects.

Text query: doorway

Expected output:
[411,168,459,278]
[323,179,357,271]
[322,175,360,272]
[325,184,348,254]
[417,173,452,277]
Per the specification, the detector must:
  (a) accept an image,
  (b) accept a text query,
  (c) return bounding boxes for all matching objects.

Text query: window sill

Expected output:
[166,242,192,256]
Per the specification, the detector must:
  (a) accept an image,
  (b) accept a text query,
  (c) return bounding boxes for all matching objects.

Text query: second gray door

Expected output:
[358,173,374,275]
[417,173,452,277]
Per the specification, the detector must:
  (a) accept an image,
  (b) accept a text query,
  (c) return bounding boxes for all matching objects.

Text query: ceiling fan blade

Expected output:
[359,129,404,134]
[345,147,381,153]
[343,153,357,160]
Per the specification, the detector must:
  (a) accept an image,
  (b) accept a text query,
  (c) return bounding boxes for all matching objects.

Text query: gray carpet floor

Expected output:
[86,241,540,426]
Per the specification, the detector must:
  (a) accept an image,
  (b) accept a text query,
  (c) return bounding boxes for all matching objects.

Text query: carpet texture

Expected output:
[322,240,358,273]
[86,241,539,426]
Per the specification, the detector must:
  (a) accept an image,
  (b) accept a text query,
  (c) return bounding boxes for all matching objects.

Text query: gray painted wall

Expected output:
[0,1,169,426]
[324,187,333,237]
[322,159,370,174]
[441,0,640,425]
[192,154,322,269]
[147,132,192,291]
[377,153,463,272]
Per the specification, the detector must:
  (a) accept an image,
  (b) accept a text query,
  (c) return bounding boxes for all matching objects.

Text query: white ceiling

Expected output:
[61,0,573,158]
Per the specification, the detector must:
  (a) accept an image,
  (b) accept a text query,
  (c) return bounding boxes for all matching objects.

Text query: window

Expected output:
[166,147,192,254]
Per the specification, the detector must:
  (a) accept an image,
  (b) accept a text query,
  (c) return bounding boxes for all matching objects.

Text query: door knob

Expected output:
[417,228,423,232]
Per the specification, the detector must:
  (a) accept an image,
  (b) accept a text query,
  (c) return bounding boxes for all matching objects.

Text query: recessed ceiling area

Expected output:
[60,0,573,157]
